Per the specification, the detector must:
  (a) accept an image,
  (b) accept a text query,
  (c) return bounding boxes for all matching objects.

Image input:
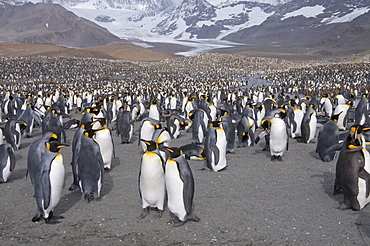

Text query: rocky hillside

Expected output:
[0,1,121,48]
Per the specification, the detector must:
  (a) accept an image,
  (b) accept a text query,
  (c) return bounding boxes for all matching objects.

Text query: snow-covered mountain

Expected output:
[2,0,370,55]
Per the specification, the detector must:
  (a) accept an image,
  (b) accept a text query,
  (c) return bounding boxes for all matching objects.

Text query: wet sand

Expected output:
[1,112,370,245]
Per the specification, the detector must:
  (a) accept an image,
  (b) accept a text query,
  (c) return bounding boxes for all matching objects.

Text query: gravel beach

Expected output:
[1,111,370,246]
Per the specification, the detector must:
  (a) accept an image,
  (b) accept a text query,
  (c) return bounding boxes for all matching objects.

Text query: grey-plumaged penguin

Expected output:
[203,121,227,171]
[29,135,67,223]
[78,129,105,202]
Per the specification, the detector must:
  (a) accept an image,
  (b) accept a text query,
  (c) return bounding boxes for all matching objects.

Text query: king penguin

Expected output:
[164,147,200,226]
[335,125,370,210]
[78,129,105,202]
[138,118,161,152]
[189,109,208,145]
[0,143,16,183]
[116,107,134,144]
[30,138,67,223]
[94,124,115,171]
[69,120,100,191]
[261,115,289,161]
[316,114,340,162]
[299,104,317,143]
[139,140,165,218]
[3,119,27,150]
[203,121,227,172]
[220,110,236,153]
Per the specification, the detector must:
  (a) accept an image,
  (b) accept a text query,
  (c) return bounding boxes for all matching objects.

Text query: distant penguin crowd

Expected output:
[1,54,370,226]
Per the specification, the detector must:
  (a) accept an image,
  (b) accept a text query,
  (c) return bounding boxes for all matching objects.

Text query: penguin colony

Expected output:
[0,54,370,227]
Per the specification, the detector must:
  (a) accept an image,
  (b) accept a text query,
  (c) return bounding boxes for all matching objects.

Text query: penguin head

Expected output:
[96,118,108,127]
[347,125,370,149]
[49,133,59,143]
[220,109,228,116]
[142,140,157,151]
[188,110,195,120]
[210,121,224,128]
[51,109,58,115]
[151,122,161,130]
[84,129,100,139]
[91,107,100,115]
[331,112,342,123]
[261,119,271,133]
[179,121,188,130]
[46,141,68,153]
[165,147,183,159]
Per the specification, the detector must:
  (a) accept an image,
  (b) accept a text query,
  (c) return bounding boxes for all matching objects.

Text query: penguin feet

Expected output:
[31,214,43,222]
[262,145,270,151]
[49,211,64,220]
[167,218,186,227]
[139,207,150,219]
[68,183,80,191]
[227,149,235,154]
[104,167,111,172]
[188,214,201,222]
[271,155,283,162]
[154,210,163,219]
[44,217,61,224]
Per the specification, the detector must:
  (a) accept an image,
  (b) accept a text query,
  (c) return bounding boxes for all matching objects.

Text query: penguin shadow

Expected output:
[314,171,342,203]
[20,141,33,149]
[308,150,321,160]
[8,168,28,182]
[101,169,114,198]
[55,188,83,216]
[355,210,370,240]
[109,157,121,170]
[9,154,28,181]
[253,142,270,158]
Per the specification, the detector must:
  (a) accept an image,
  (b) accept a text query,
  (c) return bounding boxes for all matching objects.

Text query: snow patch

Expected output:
[281,5,325,20]
[323,7,370,24]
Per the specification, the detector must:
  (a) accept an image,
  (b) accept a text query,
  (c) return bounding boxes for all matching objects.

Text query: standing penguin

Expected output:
[166,113,187,139]
[334,102,353,130]
[299,104,317,143]
[203,121,227,172]
[138,118,161,152]
[316,114,340,162]
[94,125,115,171]
[139,140,165,218]
[220,110,236,153]
[189,109,208,145]
[30,139,67,223]
[261,116,289,161]
[42,109,66,143]
[149,99,161,121]
[255,103,266,128]
[17,103,41,138]
[236,115,255,147]
[164,147,200,226]
[0,143,16,183]
[335,125,370,210]
[116,107,134,144]
[320,94,333,117]
[3,119,27,150]
[78,129,105,202]
[68,121,100,191]
[354,96,369,125]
